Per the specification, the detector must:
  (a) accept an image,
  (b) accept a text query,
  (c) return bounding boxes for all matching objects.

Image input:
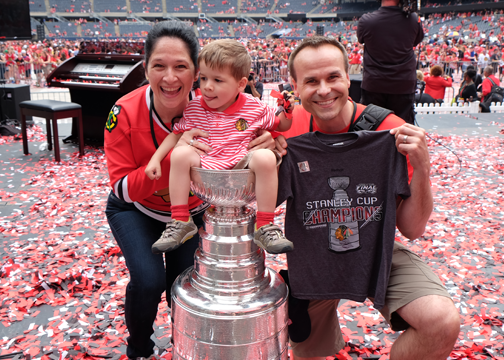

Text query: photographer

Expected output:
[244,70,263,100]
[357,0,424,124]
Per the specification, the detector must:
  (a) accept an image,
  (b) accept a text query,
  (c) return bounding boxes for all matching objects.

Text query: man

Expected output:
[244,70,263,99]
[348,47,362,74]
[477,47,490,74]
[479,65,502,112]
[357,0,424,124]
[490,47,501,77]
[276,36,460,360]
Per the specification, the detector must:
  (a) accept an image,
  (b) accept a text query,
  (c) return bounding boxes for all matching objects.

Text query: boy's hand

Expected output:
[145,160,162,180]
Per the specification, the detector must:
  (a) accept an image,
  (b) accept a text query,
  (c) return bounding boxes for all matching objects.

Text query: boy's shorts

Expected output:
[290,241,452,358]
[233,149,282,170]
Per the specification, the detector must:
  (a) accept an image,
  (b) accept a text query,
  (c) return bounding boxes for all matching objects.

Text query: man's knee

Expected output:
[404,295,460,340]
[425,297,460,339]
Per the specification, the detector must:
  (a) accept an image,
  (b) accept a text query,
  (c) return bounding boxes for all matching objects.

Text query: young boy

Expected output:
[145,39,293,255]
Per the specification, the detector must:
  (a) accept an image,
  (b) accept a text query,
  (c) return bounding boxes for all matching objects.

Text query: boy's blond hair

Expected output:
[198,39,251,81]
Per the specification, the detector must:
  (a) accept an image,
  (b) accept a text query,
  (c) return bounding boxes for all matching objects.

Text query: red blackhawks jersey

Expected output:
[104,85,207,222]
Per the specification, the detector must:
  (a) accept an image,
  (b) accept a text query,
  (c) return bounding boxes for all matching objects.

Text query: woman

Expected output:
[455,69,478,103]
[104,21,275,359]
[424,65,453,102]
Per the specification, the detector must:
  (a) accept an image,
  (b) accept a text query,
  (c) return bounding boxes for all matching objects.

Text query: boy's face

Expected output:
[199,60,247,112]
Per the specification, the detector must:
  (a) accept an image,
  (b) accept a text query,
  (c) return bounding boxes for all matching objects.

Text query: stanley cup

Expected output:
[171,167,289,360]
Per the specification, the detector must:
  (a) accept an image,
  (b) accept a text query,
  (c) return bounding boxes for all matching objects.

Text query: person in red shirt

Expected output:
[274,36,460,360]
[424,65,453,101]
[348,48,362,74]
[479,65,502,112]
[480,65,500,99]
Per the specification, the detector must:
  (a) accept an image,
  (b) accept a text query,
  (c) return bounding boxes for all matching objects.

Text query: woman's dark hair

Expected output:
[144,21,199,69]
[465,69,476,81]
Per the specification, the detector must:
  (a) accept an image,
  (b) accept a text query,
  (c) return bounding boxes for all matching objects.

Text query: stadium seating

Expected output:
[119,23,153,37]
[197,20,231,37]
[240,0,273,13]
[130,0,163,13]
[81,21,115,37]
[29,0,47,12]
[233,23,261,37]
[31,19,42,34]
[201,0,238,14]
[170,0,200,13]
[276,0,318,14]
[319,2,379,14]
[51,0,91,13]
[45,21,76,37]
[93,0,127,13]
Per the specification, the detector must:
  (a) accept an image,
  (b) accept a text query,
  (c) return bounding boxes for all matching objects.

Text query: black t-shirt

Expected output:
[357,6,424,94]
[277,131,410,309]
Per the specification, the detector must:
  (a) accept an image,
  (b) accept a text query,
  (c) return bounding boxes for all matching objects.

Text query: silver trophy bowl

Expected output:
[190,167,256,208]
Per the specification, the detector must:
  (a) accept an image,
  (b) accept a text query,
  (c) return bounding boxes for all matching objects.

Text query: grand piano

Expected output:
[47,40,146,144]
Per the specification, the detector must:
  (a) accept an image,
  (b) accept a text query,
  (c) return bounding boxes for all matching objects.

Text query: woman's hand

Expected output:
[248,129,275,151]
[175,128,211,156]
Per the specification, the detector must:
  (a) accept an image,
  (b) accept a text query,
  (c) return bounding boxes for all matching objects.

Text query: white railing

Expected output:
[414,101,480,114]
[489,102,504,113]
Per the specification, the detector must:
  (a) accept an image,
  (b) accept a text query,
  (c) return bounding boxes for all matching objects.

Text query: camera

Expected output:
[248,74,254,81]
[400,0,419,17]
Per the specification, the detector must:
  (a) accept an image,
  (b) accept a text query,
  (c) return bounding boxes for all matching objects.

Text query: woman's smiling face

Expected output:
[144,37,198,118]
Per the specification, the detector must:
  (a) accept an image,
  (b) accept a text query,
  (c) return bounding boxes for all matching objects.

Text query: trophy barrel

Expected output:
[171,267,289,360]
[172,167,289,359]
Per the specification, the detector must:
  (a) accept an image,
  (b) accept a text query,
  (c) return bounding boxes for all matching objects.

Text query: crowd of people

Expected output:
[3,3,504,359]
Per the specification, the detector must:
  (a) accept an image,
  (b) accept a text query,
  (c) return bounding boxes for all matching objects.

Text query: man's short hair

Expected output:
[484,66,494,76]
[198,39,251,81]
[288,36,349,81]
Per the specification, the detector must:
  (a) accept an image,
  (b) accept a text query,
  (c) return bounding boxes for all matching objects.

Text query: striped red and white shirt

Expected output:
[173,92,279,170]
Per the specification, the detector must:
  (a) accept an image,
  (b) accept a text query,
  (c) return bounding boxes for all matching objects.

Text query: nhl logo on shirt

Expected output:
[297,161,310,173]
[106,105,121,133]
[235,118,248,131]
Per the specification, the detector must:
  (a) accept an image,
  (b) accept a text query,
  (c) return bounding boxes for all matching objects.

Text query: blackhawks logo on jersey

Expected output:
[235,118,248,131]
[106,105,121,132]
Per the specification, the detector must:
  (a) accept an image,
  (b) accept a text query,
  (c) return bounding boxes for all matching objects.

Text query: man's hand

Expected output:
[390,123,430,176]
[248,129,275,151]
[390,123,433,240]
[274,134,288,157]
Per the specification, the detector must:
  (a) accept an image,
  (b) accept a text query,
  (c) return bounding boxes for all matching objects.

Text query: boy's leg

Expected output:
[248,149,293,253]
[169,145,201,208]
[248,149,277,214]
[152,146,201,254]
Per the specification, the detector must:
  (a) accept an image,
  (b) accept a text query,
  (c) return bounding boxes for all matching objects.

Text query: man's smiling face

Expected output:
[292,44,351,128]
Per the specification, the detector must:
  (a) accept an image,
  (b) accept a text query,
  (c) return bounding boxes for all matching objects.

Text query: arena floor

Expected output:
[1,111,504,359]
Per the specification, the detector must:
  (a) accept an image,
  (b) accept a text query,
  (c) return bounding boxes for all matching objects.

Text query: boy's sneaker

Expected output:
[152,217,197,254]
[253,223,294,254]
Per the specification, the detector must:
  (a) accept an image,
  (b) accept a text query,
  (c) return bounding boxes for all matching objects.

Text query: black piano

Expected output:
[47,41,146,144]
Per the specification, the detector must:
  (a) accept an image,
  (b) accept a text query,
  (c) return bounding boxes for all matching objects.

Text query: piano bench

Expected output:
[19,100,84,163]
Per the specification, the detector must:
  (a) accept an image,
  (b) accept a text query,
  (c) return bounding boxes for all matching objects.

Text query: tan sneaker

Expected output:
[152,217,198,254]
[253,223,294,254]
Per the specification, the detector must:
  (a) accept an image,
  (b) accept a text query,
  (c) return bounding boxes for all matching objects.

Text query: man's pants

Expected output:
[361,89,416,125]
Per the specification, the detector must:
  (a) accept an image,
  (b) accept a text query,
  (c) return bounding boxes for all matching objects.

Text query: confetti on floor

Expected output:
[1,123,504,359]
